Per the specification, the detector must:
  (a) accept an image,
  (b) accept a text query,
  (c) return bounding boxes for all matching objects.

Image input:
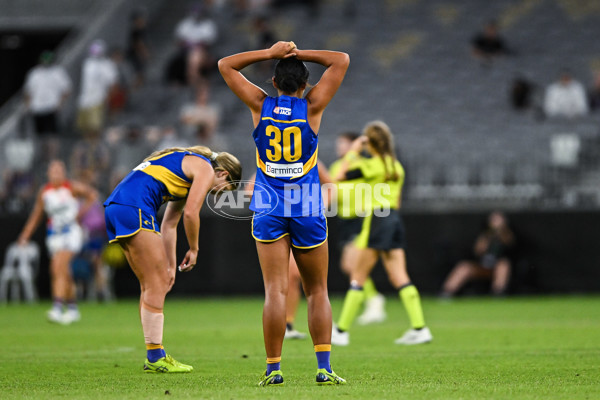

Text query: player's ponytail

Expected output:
[363,121,400,182]
[273,57,309,94]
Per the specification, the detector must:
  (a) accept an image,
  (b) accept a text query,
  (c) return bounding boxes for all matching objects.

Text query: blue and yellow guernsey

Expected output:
[103,151,211,215]
[251,95,321,217]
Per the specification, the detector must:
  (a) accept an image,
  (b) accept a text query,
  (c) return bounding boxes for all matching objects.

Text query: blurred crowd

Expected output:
[1,1,598,303]
[0,0,316,303]
[1,1,286,216]
[471,19,600,119]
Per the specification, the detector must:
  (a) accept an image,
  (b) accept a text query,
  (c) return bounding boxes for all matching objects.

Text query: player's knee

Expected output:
[265,284,288,298]
[302,282,327,298]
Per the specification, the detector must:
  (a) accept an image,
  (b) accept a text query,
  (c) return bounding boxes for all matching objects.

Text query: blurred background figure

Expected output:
[24,50,71,136]
[76,169,113,302]
[509,75,535,112]
[106,47,131,120]
[76,39,118,139]
[171,2,218,93]
[329,131,388,326]
[16,160,98,324]
[441,211,515,298]
[586,70,600,111]
[126,7,150,88]
[543,69,589,119]
[23,50,71,160]
[470,20,510,66]
[179,84,220,144]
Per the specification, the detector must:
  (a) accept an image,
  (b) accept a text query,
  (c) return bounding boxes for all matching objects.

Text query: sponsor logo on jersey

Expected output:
[273,106,292,116]
[265,162,303,177]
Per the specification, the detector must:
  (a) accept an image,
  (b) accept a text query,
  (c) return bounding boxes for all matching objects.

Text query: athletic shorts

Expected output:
[354,210,406,250]
[335,217,364,250]
[46,223,83,255]
[252,213,328,249]
[104,203,160,243]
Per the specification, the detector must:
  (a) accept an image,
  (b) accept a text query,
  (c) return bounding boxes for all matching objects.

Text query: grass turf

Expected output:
[1,295,599,399]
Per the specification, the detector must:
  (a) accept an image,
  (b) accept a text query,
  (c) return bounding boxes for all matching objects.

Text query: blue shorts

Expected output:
[104,203,160,243]
[252,213,328,249]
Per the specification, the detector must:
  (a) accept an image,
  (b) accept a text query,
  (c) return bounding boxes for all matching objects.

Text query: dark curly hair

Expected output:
[273,57,309,94]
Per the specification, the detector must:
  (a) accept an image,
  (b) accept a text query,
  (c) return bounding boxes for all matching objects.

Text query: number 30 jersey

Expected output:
[251,95,322,217]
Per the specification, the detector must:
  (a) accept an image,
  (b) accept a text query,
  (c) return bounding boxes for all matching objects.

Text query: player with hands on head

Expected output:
[103,146,241,373]
[219,41,349,386]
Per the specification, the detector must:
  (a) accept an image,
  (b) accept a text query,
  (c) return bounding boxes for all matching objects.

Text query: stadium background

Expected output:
[1,0,600,299]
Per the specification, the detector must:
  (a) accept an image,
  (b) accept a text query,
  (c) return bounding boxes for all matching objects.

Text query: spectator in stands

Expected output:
[153,126,186,150]
[440,211,515,297]
[179,84,220,143]
[249,15,278,76]
[471,20,510,65]
[76,40,118,139]
[509,76,535,111]
[127,7,150,88]
[173,3,218,90]
[253,15,277,50]
[587,71,600,111]
[543,69,589,118]
[106,48,131,120]
[24,50,71,136]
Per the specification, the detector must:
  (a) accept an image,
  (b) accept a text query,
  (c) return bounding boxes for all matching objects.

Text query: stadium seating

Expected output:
[1,0,600,212]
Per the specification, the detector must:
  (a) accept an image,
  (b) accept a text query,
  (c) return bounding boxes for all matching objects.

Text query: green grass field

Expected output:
[1,295,599,399]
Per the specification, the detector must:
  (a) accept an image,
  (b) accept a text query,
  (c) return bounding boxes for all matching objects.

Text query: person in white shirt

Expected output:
[174,5,218,88]
[17,160,98,324]
[543,70,589,118]
[76,40,118,137]
[24,51,71,135]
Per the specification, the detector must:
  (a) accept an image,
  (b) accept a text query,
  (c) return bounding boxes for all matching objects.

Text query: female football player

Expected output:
[331,121,433,346]
[219,41,349,386]
[104,146,241,373]
[329,131,387,325]
[245,160,334,342]
[18,160,98,324]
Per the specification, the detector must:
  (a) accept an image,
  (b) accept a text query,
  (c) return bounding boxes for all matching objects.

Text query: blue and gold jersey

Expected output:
[104,151,211,215]
[251,96,322,217]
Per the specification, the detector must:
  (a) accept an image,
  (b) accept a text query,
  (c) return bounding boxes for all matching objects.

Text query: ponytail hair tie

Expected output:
[210,152,219,161]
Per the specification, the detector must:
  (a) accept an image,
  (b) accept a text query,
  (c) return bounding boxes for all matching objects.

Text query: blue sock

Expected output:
[147,347,166,363]
[316,350,332,373]
[67,301,78,311]
[267,361,281,374]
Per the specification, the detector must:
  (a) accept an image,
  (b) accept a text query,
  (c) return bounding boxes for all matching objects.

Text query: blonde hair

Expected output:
[363,120,400,181]
[144,146,242,189]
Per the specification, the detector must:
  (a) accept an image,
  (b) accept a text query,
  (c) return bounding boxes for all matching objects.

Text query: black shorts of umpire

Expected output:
[355,209,406,250]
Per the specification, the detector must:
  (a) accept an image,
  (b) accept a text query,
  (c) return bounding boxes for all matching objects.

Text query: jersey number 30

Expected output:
[265,126,302,162]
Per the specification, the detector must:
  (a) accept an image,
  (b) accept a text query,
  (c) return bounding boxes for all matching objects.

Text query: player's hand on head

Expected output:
[179,249,198,272]
[270,41,297,59]
[351,136,368,152]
